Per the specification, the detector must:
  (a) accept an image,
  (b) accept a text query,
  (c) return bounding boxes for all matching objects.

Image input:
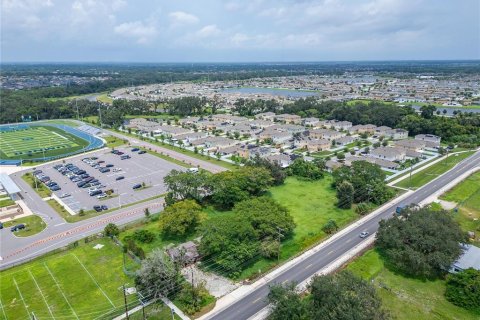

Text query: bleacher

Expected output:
[78,125,102,136]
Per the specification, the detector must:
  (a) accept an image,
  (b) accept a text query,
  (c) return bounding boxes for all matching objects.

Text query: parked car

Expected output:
[98,160,105,164]
[99,168,110,173]
[105,164,114,168]
[116,176,125,181]
[77,181,86,187]
[11,224,26,232]
[89,190,102,197]
[101,205,108,211]
[113,168,122,172]
[59,193,71,198]
[138,150,147,154]
[50,186,61,191]
[131,148,140,152]
[93,205,102,212]
[91,157,98,160]
[120,155,131,160]
[117,151,124,155]
[0,222,3,229]
[97,193,107,199]
[132,184,142,190]
[33,169,43,174]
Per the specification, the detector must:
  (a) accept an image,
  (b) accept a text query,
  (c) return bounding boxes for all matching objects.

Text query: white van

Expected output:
[188,167,199,173]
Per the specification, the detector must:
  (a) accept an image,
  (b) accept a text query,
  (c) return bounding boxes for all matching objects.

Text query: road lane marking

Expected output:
[252,297,262,304]
[346,238,352,243]
[327,250,334,255]
[304,263,313,269]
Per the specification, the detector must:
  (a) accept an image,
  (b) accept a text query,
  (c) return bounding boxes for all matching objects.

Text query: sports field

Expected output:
[0,239,140,320]
[0,125,89,160]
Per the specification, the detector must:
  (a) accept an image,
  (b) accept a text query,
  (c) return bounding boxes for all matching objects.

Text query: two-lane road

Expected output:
[208,150,480,320]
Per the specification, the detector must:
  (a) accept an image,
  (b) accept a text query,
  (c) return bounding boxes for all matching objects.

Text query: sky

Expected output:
[1,0,479,62]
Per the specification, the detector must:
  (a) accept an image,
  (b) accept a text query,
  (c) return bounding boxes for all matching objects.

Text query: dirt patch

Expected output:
[181,265,240,298]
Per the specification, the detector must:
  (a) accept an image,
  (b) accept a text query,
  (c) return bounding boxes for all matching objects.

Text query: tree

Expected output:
[246,154,286,186]
[445,268,480,312]
[144,207,150,218]
[321,219,338,234]
[336,181,354,209]
[287,158,324,180]
[135,249,181,299]
[104,223,119,238]
[310,271,389,320]
[164,170,209,203]
[159,200,203,237]
[268,283,309,320]
[208,167,273,209]
[376,206,467,278]
[420,104,437,119]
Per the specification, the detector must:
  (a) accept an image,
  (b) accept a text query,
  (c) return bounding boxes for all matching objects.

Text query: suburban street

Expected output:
[207,150,480,320]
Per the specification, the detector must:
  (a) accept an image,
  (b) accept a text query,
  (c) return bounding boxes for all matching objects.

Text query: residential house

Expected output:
[155,125,191,137]
[329,120,353,131]
[325,160,343,172]
[266,154,293,168]
[296,138,330,152]
[369,147,406,162]
[415,134,441,148]
[174,132,208,144]
[450,244,480,273]
[218,145,250,158]
[335,136,357,146]
[309,129,346,141]
[275,114,302,124]
[395,139,426,152]
[302,117,320,127]
[348,124,377,134]
[249,120,275,129]
[166,241,199,265]
[191,136,237,150]
[248,146,272,159]
[255,112,276,121]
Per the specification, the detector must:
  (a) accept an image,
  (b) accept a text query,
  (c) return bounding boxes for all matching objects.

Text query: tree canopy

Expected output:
[445,268,480,312]
[376,206,467,278]
[268,271,389,320]
[159,199,204,237]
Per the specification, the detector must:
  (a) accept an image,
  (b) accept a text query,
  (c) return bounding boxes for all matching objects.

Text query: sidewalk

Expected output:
[199,189,414,320]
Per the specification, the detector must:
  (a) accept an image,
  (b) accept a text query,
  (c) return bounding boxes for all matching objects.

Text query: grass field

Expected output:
[3,215,47,237]
[104,135,126,149]
[0,125,89,160]
[347,249,480,320]
[440,171,480,246]
[394,151,475,189]
[0,238,142,320]
[238,176,359,279]
[22,173,51,198]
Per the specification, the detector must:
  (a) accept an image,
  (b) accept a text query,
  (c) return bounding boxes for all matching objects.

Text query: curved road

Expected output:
[207,150,480,320]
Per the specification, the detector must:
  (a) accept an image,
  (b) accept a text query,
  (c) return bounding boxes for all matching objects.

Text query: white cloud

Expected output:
[114,21,157,43]
[196,24,221,38]
[169,11,199,26]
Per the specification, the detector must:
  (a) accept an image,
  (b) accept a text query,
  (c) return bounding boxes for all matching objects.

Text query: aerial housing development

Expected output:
[1,1,480,320]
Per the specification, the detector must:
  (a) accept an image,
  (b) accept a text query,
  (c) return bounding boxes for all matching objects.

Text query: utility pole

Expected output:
[122,284,130,320]
[409,161,413,190]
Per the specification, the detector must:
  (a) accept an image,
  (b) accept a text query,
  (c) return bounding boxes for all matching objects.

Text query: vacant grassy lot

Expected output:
[440,171,480,246]
[0,238,141,320]
[3,215,46,237]
[347,250,479,320]
[238,176,358,279]
[395,151,474,189]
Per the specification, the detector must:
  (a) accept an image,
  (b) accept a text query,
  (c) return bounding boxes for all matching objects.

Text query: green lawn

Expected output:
[440,171,480,246]
[0,125,89,160]
[104,135,127,148]
[395,151,475,189]
[22,173,51,198]
[0,198,15,208]
[0,238,140,320]
[137,146,190,168]
[3,215,46,237]
[347,249,480,320]
[238,176,358,279]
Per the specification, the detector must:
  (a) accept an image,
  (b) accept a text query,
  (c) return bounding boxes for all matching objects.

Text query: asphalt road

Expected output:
[105,129,228,173]
[208,150,480,320]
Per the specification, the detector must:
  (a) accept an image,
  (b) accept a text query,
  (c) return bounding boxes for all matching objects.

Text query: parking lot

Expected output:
[34,146,185,214]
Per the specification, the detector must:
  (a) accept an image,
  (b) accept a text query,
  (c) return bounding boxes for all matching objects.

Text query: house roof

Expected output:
[452,244,480,271]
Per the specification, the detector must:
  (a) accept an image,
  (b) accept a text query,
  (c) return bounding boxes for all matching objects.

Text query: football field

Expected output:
[0,239,139,320]
[0,126,88,160]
